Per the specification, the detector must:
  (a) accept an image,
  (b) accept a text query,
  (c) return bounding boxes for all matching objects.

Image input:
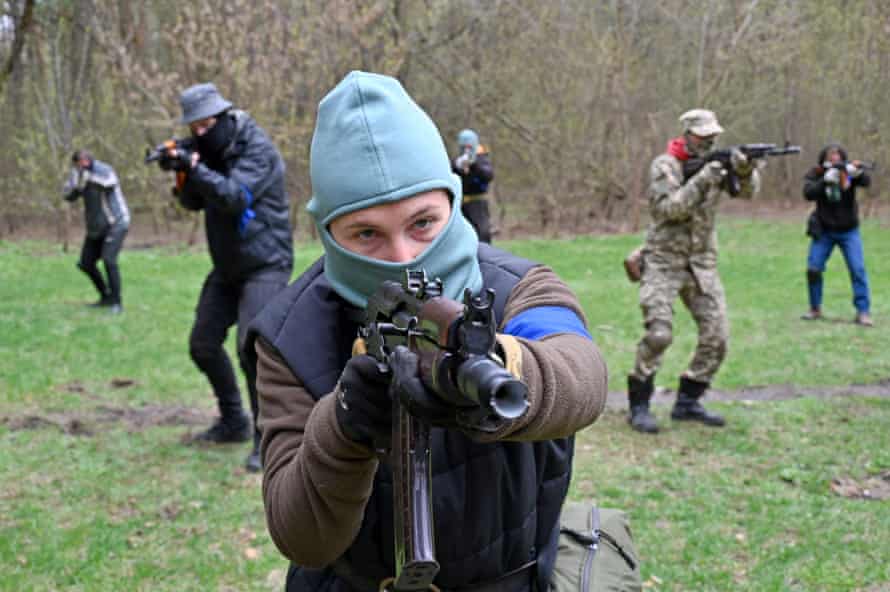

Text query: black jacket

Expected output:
[453,151,494,196]
[803,164,871,234]
[247,244,572,592]
[179,110,293,280]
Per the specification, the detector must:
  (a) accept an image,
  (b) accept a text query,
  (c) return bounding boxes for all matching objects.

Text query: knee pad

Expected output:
[806,269,822,285]
[643,321,673,353]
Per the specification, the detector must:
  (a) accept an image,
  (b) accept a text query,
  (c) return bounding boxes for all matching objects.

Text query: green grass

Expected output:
[1,218,888,590]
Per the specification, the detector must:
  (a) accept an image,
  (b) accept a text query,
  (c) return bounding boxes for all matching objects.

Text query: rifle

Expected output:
[144,137,194,164]
[824,159,877,172]
[683,142,802,197]
[360,270,529,591]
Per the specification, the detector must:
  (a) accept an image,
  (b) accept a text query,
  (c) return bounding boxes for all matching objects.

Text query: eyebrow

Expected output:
[340,204,442,232]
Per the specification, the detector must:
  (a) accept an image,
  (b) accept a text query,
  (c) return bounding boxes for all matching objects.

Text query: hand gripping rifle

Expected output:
[144,137,194,165]
[683,142,802,197]
[360,270,529,591]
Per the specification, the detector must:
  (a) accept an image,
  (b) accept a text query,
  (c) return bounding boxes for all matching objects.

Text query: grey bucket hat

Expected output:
[179,83,233,124]
[679,109,724,136]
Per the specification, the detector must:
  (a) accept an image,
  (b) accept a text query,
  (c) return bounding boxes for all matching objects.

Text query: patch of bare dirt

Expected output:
[1,404,213,436]
[4,378,214,435]
[830,471,890,501]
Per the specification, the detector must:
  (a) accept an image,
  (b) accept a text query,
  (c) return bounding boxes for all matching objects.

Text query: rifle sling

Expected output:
[333,558,536,592]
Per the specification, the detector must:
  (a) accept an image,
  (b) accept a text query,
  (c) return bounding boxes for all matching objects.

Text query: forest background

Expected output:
[1,0,889,244]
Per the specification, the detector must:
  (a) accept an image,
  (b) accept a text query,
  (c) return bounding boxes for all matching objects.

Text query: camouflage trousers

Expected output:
[631,264,728,384]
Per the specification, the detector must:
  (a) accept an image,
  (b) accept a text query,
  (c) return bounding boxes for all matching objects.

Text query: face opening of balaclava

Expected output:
[307,71,483,309]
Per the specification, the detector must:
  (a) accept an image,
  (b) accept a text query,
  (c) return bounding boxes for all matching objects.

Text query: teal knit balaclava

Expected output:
[456,129,480,155]
[307,71,482,308]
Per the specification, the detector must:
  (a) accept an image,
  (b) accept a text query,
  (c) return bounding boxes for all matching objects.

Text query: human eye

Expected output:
[355,227,377,242]
[413,217,434,231]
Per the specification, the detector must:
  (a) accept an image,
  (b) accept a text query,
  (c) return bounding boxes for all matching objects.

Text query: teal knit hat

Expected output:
[307,71,482,308]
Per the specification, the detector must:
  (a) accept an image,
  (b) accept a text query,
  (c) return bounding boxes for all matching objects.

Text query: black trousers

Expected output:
[189,268,290,431]
[77,225,128,304]
[461,199,492,244]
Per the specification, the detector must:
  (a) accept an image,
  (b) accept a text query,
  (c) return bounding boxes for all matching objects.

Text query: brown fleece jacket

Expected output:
[255,265,608,567]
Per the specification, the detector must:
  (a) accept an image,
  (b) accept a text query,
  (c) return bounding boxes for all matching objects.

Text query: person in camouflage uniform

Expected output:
[627,109,761,433]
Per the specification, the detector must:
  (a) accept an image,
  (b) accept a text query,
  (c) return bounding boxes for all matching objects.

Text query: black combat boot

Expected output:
[628,374,659,433]
[245,431,262,473]
[671,376,726,427]
[192,411,252,444]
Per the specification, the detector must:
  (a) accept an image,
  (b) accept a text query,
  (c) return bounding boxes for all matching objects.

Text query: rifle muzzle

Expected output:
[454,357,529,420]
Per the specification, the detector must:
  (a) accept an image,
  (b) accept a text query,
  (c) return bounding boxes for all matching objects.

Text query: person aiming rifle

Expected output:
[451,128,495,243]
[62,149,130,314]
[626,109,770,434]
[146,82,293,472]
[246,71,608,592]
[801,143,874,326]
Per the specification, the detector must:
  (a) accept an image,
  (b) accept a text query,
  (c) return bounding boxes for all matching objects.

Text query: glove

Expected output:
[159,149,194,172]
[730,148,754,177]
[333,355,393,447]
[823,167,840,184]
[389,346,459,428]
[694,161,726,189]
[454,153,472,173]
[846,162,864,178]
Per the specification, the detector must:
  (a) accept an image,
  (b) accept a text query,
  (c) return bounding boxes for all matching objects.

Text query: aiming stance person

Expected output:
[627,109,760,434]
[63,149,130,314]
[248,71,608,592]
[156,83,293,472]
[801,143,873,326]
[451,128,495,243]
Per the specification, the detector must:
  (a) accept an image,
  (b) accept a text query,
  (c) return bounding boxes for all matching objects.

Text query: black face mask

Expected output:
[195,112,236,160]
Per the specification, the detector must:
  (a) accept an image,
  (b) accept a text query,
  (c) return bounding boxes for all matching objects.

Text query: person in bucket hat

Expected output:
[156,82,293,472]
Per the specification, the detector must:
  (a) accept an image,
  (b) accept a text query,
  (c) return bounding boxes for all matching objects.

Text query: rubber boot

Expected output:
[671,376,725,427]
[628,374,658,433]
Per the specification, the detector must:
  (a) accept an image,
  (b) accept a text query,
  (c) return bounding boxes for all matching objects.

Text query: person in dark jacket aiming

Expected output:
[801,143,873,326]
[155,83,294,472]
[247,71,608,592]
[451,128,495,243]
[63,149,130,314]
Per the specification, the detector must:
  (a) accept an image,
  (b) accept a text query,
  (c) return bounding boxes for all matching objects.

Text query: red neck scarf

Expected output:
[666,137,690,161]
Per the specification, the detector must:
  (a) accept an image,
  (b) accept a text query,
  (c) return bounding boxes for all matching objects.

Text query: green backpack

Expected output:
[550,501,642,592]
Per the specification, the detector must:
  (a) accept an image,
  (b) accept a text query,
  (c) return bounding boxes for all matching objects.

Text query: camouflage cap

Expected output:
[679,109,723,136]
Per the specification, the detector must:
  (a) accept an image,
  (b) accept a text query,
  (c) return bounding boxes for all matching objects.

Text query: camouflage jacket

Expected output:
[643,152,760,273]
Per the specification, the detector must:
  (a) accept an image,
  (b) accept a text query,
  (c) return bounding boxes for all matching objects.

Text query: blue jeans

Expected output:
[806,227,870,313]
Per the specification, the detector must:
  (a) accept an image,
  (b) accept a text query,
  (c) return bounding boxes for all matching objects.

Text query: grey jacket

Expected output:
[63,160,130,238]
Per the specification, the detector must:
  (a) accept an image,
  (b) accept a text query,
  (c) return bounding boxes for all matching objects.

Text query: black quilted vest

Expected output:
[248,244,575,592]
